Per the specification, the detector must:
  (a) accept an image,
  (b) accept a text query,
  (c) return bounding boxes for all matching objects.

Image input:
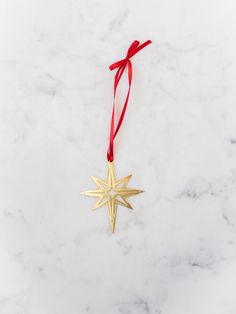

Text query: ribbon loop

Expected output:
[107,40,152,162]
[126,40,140,58]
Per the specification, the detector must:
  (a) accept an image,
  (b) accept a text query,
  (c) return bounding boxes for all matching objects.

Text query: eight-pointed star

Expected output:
[81,162,143,232]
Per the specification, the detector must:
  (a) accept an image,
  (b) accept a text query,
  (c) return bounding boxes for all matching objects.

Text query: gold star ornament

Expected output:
[81,162,143,233]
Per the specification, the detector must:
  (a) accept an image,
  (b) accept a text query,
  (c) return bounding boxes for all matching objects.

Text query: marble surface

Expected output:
[1,0,236,313]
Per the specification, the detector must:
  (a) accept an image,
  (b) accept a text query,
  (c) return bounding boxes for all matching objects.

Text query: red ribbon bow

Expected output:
[107,40,152,162]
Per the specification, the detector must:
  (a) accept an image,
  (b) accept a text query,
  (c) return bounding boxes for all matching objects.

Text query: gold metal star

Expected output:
[81,162,143,233]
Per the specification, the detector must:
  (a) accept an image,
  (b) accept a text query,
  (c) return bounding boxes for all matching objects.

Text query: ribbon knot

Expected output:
[109,40,151,71]
[107,40,152,162]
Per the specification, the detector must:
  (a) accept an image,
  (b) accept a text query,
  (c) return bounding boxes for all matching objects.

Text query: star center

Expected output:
[106,188,117,198]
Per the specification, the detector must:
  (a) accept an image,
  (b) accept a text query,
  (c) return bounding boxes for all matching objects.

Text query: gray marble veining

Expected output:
[0,0,236,313]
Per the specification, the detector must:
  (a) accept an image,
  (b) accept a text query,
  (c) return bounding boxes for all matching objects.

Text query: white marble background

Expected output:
[1,0,236,313]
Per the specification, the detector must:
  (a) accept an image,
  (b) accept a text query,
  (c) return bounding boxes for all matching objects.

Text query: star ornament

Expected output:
[81,162,143,233]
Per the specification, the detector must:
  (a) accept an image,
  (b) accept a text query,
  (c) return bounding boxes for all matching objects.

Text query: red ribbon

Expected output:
[107,40,152,162]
